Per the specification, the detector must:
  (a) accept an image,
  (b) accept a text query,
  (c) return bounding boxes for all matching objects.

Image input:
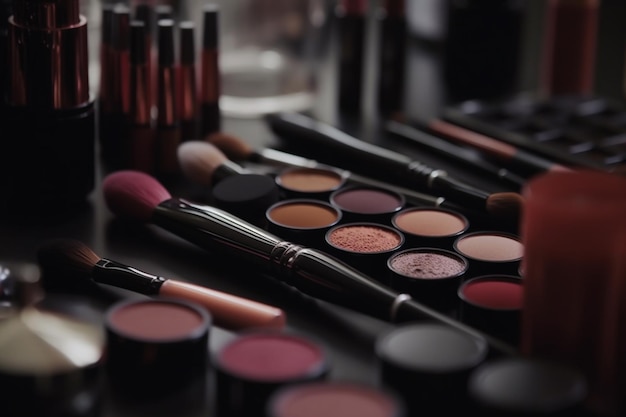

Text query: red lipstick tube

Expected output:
[2,0,95,215]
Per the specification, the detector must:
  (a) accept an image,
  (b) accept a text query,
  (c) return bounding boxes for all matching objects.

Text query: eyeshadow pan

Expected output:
[268,382,403,417]
[327,224,402,253]
[331,187,403,214]
[217,332,326,381]
[277,167,344,193]
[267,200,340,229]
[108,299,206,341]
[393,208,468,238]
[454,232,523,262]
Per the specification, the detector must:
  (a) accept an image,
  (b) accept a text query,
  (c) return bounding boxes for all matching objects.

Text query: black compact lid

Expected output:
[376,322,488,375]
[468,357,588,416]
[212,174,280,227]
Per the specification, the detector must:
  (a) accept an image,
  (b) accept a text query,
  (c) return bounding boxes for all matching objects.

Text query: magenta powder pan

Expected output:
[214,330,330,417]
[387,247,469,314]
[267,381,405,417]
[330,185,405,223]
[104,297,211,398]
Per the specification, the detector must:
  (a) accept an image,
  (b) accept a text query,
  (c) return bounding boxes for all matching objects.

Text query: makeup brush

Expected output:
[101,170,517,356]
[177,140,250,186]
[425,118,572,175]
[384,120,528,188]
[36,238,286,331]
[207,132,475,213]
[266,112,524,222]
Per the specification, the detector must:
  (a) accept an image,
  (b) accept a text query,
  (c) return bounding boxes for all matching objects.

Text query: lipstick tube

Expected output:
[155,19,181,179]
[128,20,155,173]
[2,0,95,214]
[179,21,200,142]
[200,4,221,137]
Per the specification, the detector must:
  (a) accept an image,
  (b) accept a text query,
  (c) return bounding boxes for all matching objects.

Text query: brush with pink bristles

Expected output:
[102,169,517,356]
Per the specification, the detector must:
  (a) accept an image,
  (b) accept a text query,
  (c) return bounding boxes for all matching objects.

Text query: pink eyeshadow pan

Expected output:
[218,332,327,381]
[108,299,206,341]
[269,382,401,417]
[327,224,402,253]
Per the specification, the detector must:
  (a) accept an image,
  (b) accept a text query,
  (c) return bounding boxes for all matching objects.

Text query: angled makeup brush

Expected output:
[101,169,517,356]
[266,112,524,222]
[207,132,480,215]
[37,238,286,331]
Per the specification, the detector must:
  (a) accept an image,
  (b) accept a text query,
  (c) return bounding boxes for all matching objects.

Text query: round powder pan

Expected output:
[104,297,211,398]
[275,166,347,200]
[453,231,524,278]
[457,275,524,346]
[267,381,406,417]
[375,323,488,417]
[325,222,405,283]
[214,329,330,417]
[468,357,588,416]
[387,247,469,315]
[266,199,342,248]
[391,207,470,248]
[330,185,405,224]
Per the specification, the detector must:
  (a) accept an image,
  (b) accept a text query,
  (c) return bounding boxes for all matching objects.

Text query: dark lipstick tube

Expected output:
[200,4,221,137]
[148,197,516,357]
[179,21,200,141]
[128,20,155,173]
[2,0,95,214]
[155,19,181,179]
[336,0,367,115]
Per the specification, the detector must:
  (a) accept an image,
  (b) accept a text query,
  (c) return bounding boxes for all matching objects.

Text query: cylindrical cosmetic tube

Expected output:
[375,323,488,417]
[458,275,524,346]
[104,297,211,399]
[453,231,523,278]
[387,247,468,315]
[266,199,342,248]
[267,381,406,417]
[214,330,330,417]
[326,222,405,283]
[3,0,95,215]
[520,170,626,416]
[275,166,347,200]
[330,185,405,224]
[392,207,469,248]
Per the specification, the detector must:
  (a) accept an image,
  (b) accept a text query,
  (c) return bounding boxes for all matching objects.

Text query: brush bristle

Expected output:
[486,192,525,222]
[177,141,227,185]
[37,238,100,280]
[207,132,254,161]
[102,170,171,222]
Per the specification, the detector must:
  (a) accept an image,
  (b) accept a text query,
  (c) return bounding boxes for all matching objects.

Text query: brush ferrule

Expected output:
[94,259,165,295]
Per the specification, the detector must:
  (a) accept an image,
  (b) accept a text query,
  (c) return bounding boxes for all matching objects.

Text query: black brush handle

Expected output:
[266,112,491,210]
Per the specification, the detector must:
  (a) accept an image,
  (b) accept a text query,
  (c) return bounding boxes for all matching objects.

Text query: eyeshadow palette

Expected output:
[442,94,626,173]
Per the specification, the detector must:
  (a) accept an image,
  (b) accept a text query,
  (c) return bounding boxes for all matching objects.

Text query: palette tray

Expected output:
[442,94,626,173]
